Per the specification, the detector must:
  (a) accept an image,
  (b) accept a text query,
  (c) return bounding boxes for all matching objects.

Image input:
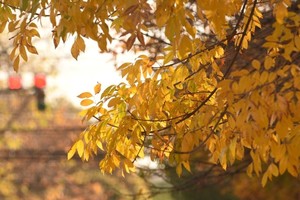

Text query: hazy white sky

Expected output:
[49,40,123,106]
[38,35,133,107]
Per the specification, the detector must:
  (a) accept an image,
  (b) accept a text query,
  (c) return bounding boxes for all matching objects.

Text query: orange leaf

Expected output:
[80,99,94,106]
[94,83,101,95]
[77,92,93,98]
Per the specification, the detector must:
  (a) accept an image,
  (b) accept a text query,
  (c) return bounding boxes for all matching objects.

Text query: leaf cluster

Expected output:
[1,0,300,187]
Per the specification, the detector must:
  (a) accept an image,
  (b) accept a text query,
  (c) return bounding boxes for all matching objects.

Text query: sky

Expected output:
[23,29,136,108]
[48,39,123,107]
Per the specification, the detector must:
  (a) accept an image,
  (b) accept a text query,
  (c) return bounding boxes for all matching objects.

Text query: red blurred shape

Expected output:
[8,75,22,90]
[34,73,46,89]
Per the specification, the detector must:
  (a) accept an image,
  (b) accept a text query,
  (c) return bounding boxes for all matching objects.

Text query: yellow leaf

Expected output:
[19,45,28,61]
[10,46,17,61]
[252,59,260,70]
[83,149,90,161]
[264,56,274,70]
[124,158,135,173]
[8,21,18,32]
[108,97,122,107]
[101,85,116,99]
[26,45,38,54]
[118,62,132,70]
[96,140,104,151]
[269,163,279,177]
[279,156,288,175]
[76,35,86,52]
[231,69,249,77]
[28,28,40,37]
[220,152,227,170]
[229,137,237,164]
[176,163,182,177]
[71,41,80,59]
[178,34,193,58]
[112,155,120,168]
[260,71,268,84]
[80,99,94,106]
[163,51,174,65]
[287,163,298,177]
[295,35,300,50]
[94,83,101,95]
[76,140,84,157]
[275,117,288,139]
[13,56,20,72]
[138,147,145,158]
[275,2,288,24]
[261,171,268,187]
[246,163,253,177]
[67,144,77,160]
[182,161,191,173]
[77,92,93,98]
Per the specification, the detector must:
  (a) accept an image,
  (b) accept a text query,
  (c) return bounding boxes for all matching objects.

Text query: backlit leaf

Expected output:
[94,83,101,95]
[77,92,93,98]
[80,99,94,106]
[76,140,84,158]
[67,144,77,160]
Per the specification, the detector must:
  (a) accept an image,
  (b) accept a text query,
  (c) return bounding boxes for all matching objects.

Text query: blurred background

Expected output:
[1,25,300,200]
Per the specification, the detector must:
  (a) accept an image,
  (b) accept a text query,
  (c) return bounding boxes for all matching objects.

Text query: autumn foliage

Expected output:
[1,0,300,187]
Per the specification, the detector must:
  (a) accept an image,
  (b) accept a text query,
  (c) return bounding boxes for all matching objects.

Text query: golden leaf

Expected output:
[182,161,191,173]
[269,163,279,177]
[80,99,94,106]
[26,45,38,54]
[108,97,122,107]
[67,144,77,160]
[76,140,84,157]
[76,36,86,52]
[19,45,28,61]
[13,56,20,72]
[71,41,80,59]
[295,35,300,50]
[28,29,40,37]
[275,2,288,24]
[251,59,260,70]
[261,171,268,187]
[77,92,93,98]
[96,141,104,151]
[94,83,101,95]
[176,163,183,177]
